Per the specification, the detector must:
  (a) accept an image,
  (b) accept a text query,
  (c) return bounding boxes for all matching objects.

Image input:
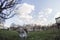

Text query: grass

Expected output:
[0,29,60,40]
[0,30,20,40]
[27,29,60,40]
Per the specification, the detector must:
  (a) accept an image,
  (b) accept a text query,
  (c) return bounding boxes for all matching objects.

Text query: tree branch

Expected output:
[3,0,15,9]
[0,0,22,19]
[0,13,16,19]
[0,0,7,8]
[7,13,16,19]
[3,3,15,9]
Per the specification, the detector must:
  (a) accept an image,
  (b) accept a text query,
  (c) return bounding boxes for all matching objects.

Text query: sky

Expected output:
[4,0,60,27]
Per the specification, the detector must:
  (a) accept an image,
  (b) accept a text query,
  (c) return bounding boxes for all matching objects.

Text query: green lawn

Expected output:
[27,29,60,40]
[0,30,20,40]
[0,29,60,40]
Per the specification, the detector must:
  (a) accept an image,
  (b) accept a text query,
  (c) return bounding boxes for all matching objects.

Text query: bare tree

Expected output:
[0,0,18,19]
[0,0,21,27]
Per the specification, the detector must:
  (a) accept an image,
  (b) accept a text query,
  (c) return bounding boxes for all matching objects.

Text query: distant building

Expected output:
[0,17,5,29]
[55,17,60,25]
[55,17,60,29]
[0,23,4,29]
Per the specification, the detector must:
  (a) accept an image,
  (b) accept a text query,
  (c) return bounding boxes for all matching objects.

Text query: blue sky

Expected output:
[4,0,60,27]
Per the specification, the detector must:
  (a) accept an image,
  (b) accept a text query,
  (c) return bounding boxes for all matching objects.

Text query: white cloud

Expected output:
[44,8,52,14]
[39,8,52,15]
[14,3,35,24]
[32,8,53,25]
[15,3,35,15]
[19,15,33,22]
[54,12,60,18]
[33,18,47,25]
[21,8,53,25]
[15,7,53,25]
